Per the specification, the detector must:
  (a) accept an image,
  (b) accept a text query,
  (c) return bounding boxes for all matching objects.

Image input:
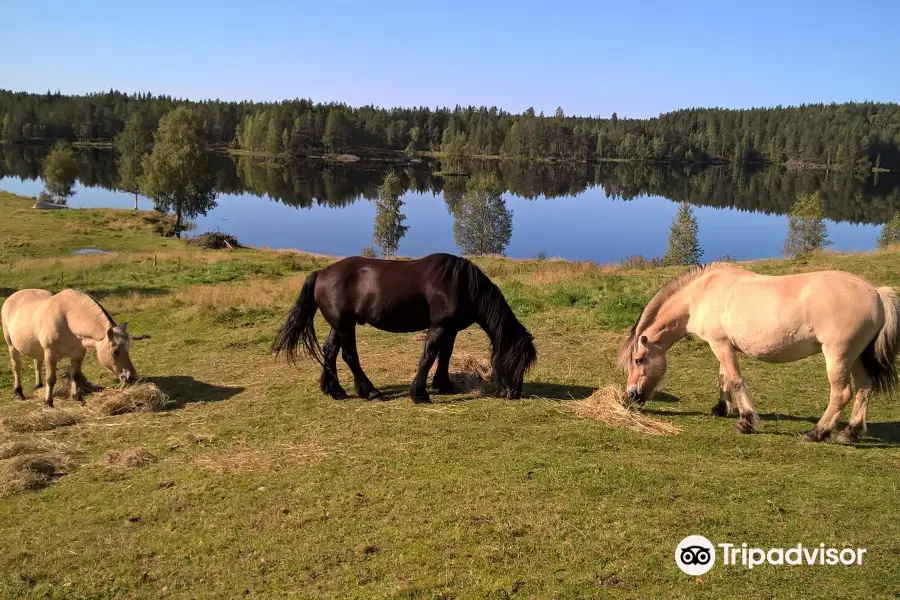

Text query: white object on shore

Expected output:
[33,201,69,210]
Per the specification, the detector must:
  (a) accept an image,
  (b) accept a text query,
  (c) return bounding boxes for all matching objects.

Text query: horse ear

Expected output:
[639,335,648,346]
[121,322,129,333]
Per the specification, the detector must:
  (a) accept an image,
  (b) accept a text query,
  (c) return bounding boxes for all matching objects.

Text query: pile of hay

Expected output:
[189,231,241,249]
[565,385,681,436]
[87,382,168,416]
[105,447,157,469]
[1,409,83,433]
[0,438,75,496]
[448,354,494,396]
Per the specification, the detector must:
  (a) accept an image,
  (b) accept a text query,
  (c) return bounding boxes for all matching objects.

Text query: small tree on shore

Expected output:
[140,108,217,237]
[453,174,513,256]
[879,212,900,248]
[372,171,408,258]
[783,191,830,257]
[42,141,77,204]
[664,203,703,266]
[116,113,154,209]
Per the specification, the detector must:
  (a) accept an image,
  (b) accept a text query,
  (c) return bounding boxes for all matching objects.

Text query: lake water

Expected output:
[2,145,897,263]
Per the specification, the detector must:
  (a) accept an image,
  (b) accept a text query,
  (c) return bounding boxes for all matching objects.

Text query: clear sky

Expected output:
[2,0,897,118]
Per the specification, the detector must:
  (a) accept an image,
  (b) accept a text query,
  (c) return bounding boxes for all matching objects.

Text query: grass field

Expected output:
[0,190,898,599]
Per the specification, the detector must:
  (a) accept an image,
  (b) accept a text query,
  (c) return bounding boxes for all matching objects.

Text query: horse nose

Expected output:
[626,388,639,402]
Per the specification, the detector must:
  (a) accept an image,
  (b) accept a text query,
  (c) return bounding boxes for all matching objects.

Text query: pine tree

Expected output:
[265,117,282,155]
[663,203,703,266]
[783,191,830,257]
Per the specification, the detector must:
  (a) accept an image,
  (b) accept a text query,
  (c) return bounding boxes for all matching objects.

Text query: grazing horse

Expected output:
[272,253,536,403]
[2,289,138,407]
[619,263,900,442]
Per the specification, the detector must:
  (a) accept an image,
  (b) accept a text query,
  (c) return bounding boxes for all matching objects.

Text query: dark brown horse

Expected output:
[272,253,536,403]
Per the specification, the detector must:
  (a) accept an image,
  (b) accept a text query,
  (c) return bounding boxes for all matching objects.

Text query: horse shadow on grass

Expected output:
[642,403,900,447]
[340,381,596,403]
[146,376,244,410]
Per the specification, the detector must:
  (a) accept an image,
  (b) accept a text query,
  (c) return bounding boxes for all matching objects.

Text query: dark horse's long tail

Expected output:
[271,271,324,366]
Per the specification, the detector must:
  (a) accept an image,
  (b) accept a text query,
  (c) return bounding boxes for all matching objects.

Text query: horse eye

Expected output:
[635,358,644,365]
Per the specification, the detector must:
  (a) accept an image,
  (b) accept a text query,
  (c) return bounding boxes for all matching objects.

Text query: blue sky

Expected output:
[2,0,897,118]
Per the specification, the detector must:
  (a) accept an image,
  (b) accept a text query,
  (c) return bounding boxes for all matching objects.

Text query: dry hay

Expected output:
[564,384,681,436]
[105,446,157,469]
[1,408,84,433]
[0,439,75,496]
[87,382,169,416]
[189,441,328,474]
[448,353,494,396]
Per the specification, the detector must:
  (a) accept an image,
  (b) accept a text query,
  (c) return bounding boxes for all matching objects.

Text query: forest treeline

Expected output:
[1,89,899,171]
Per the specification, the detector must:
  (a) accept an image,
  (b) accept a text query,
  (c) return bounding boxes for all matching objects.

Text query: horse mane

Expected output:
[68,289,129,346]
[617,262,730,371]
[428,254,537,380]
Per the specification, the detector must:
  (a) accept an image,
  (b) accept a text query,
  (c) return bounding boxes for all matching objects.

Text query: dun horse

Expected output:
[272,253,536,403]
[619,263,900,442]
[2,289,138,407]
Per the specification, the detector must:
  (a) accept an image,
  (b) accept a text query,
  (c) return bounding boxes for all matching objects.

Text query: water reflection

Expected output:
[1,143,899,260]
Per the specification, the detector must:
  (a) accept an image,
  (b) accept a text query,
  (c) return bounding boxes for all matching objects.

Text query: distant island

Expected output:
[0,89,897,173]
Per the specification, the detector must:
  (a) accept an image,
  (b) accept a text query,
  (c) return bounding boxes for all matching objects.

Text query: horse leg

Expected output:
[805,350,853,442]
[710,342,758,433]
[34,357,44,390]
[837,359,871,444]
[8,345,25,400]
[432,329,458,394]
[43,351,58,408]
[320,328,347,400]
[339,327,381,400]
[710,362,734,417]
[69,351,89,403]
[411,326,446,403]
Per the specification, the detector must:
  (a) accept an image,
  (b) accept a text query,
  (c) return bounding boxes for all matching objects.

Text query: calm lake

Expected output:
[2,145,898,263]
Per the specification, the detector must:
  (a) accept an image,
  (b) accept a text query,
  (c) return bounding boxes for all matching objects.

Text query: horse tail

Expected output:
[271,271,323,366]
[861,286,900,394]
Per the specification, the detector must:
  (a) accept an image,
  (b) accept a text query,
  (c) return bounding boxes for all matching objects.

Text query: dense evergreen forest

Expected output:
[1,90,899,171]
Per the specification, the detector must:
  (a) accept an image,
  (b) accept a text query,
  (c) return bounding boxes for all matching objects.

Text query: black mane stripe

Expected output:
[73,289,116,327]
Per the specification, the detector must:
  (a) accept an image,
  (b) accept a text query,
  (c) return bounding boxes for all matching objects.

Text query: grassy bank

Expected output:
[0,190,898,599]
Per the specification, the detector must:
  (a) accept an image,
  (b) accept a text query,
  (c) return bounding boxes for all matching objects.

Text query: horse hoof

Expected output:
[434,383,456,395]
[734,419,756,434]
[412,393,432,404]
[330,389,348,400]
[35,383,44,390]
[711,403,728,417]
[366,390,384,401]
[14,389,26,401]
[803,428,830,442]
[835,429,859,444]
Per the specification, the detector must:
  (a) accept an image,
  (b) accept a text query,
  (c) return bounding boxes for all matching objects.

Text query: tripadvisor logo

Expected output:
[675,535,867,574]
[675,535,716,576]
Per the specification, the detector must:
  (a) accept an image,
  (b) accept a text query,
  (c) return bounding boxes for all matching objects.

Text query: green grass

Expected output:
[0,191,899,598]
